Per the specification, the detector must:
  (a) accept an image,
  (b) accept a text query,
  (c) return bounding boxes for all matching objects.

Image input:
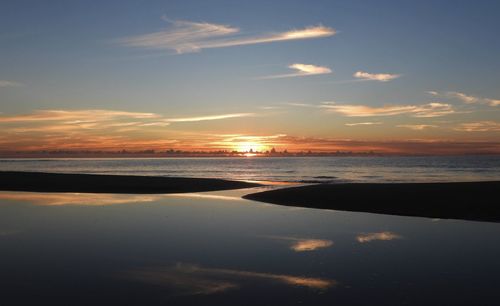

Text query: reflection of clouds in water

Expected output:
[127,264,237,295]
[290,239,333,252]
[356,231,402,243]
[126,263,336,295]
[264,235,333,252]
[0,192,163,206]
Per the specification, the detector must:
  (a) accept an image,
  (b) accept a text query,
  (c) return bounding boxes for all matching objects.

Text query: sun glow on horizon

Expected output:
[233,141,268,153]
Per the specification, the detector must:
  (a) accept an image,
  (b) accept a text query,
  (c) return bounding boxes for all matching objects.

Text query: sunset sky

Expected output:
[1,0,499,154]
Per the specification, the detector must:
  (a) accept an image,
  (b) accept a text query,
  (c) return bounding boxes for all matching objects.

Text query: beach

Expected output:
[2,170,499,222]
[2,171,500,304]
[244,181,500,222]
[0,171,260,194]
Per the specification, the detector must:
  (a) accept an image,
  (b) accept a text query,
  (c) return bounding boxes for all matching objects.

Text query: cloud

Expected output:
[486,99,500,107]
[353,71,401,82]
[429,91,500,107]
[283,102,318,107]
[454,121,500,132]
[356,232,402,243]
[1,134,500,155]
[0,109,159,123]
[119,19,336,54]
[166,112,255,122]
[0,110,254,125]
[321,102,454,117]
[448,92,479,104]
[345,122,382,126]
[259,63,332,79]
[0,80,23,87]
[397,124,438,130]
[234,135,500,155]
[0,110,260,152]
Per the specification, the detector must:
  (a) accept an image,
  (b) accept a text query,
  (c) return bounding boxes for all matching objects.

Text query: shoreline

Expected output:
[0,171,260,194]
[243,182,500,223]
[1,171,499,222]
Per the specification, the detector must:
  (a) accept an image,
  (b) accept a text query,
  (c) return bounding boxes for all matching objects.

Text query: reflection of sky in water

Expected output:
[126,263,335,295]
[264,235,334,252]
[356,231,402,243]
[0,188,258,206]
[0,192,164,206]
[1,190,500,305]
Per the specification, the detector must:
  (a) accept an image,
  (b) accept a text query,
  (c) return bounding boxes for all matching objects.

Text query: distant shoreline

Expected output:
[1,153,499,159]
[0,171,260,194]
[244,182,500,223]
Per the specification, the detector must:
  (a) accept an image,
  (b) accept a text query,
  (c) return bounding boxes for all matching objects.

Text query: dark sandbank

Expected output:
[0,171,260,194]
[244,182,500,222]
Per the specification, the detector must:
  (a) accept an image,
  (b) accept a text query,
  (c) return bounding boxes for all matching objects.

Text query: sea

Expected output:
[2,155,500,305]
[1,155,499,183]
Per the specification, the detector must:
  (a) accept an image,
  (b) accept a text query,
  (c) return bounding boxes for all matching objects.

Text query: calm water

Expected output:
[1,188,500,305]
[1,155,499,183]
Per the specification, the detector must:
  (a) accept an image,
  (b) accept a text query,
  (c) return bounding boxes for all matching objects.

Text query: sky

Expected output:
[1,0,499,154]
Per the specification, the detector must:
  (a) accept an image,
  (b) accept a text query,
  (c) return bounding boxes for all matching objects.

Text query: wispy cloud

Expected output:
[1,130,500,154]
[356,232,402,243]
[0,109,159,123]
[0,80,23,87]
[259,63,332,79]
[429,91,500,107]
[397,124,438,130]
[118,19,336,54]
[321,102,454,117]
[0,110,259,152]
[454,121,500,132]
[283,102,318,108]
[0,110,254,125]
[345,122,382,126]
[353,71,401,82]
[487,99,500,106]
[166,113,255,122]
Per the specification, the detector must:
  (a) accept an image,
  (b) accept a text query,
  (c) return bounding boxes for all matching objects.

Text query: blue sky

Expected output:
[1,0,499,153]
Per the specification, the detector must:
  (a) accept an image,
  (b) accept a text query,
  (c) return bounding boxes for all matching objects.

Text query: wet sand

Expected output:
[0,171,260,194]
[243,182,500,222]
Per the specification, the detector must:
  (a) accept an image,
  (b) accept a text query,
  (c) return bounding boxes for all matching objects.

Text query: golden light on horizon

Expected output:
[233,141,267,153]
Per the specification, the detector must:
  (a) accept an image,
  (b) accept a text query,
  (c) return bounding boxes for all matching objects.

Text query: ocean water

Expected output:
[1,188,500,305]
[1,155,499,183]
[2,157,500,305]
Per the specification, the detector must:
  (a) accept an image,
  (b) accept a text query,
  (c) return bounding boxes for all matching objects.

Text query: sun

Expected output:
[234,141,266,153]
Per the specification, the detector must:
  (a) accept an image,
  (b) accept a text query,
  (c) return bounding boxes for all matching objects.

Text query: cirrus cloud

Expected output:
[119,19,336,54]
[353,71,401,82]
[0,109,159,123]
[166,112,255,123]
[397,124,438,130]
[454,121,500,132]
[428,91,500,107]
[345,122,382,126]
[0,80,23,87]
[321,102,455,117]
[259,63,332,79]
